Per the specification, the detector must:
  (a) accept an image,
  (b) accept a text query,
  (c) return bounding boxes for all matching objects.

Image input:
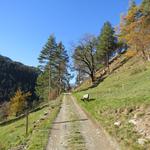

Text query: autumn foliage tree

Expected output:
[9,89,31,116]
[120,0,150,61]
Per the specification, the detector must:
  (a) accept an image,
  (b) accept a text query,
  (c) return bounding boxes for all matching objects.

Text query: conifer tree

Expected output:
[36,70,49,100]
[38,35,57,100]
[55,42,70,93]
[97,21,116,72]
[36,35,70,100]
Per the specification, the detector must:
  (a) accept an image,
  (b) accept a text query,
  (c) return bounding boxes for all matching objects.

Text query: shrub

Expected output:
[9,89,31,116]
[0,102,9,122]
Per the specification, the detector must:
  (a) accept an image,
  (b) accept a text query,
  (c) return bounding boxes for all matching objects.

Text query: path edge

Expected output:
[71,94,121,150]
[45,97,63,150]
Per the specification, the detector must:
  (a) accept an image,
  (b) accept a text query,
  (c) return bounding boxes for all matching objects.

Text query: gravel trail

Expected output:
[46,93,120,150]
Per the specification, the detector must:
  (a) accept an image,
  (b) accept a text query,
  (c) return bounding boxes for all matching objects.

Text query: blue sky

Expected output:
[0,0,141,68]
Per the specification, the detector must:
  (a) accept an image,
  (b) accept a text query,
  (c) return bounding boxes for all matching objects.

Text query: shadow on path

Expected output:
[53,118,88,124]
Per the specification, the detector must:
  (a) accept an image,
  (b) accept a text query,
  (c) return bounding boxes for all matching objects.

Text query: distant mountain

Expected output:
[0,55,39,103]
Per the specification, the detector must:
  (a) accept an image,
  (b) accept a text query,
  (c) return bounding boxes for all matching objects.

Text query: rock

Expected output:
[146,135,150,140]
[117,108,124,113]
[81,94,89,101]
[36,120,40,123]
[146,112,150,115]
[124,108,129,115]
[44,112,48,116]
[33,121,36,124]
[136,105,140,109]
[138,138,147,145]
[128,107,134,113]
[114,121,121,127]
[133,114,138,119]
[83,94,89,99]
[138,129,145,134]
[40,116,46,121]
[128,119,137,125]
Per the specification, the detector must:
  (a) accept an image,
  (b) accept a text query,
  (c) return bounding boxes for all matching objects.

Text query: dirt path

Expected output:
[46,93,120,150]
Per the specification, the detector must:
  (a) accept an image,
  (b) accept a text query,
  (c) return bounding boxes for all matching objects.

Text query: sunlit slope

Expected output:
[74,55,150,150]
[0,100,61,150]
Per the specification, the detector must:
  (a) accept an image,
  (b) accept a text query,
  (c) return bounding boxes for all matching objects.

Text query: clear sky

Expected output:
[0,0,141,67]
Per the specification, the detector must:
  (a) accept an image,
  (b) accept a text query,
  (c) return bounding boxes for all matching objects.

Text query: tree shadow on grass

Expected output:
[76,57,131,92]
[81,98,96,102]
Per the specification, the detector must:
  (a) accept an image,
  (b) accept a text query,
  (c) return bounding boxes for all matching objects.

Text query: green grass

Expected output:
[27,106,60,150]
[67,99,86,150]
[74,56,150,150]
[0,99,61,150]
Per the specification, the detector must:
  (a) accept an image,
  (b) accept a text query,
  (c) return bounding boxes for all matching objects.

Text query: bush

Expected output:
[9,89,31,116]
[0,102,9,122]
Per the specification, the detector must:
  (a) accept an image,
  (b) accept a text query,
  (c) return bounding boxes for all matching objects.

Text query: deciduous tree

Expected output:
[73,34,98,83]
[9,89,31,116]
[120,2,150,61]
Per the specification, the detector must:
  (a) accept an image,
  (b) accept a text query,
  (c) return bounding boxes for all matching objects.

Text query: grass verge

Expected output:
[0,98,61,150]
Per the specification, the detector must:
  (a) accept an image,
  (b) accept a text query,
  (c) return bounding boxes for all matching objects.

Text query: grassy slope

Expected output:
[0,99,61,150]
[74,56,150,150]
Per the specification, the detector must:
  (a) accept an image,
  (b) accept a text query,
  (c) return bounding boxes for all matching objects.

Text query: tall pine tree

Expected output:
[37,35,57,100]
[97,21,116,72]
[36,35,70,101]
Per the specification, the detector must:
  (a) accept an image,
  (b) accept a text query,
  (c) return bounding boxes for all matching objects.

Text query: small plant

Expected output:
[0,102,9,121]
[9,89,31,116]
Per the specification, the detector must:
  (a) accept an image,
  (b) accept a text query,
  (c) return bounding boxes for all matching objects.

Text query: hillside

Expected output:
[74,54,150,150]
[0,98,61,150]
[0,55,39,103]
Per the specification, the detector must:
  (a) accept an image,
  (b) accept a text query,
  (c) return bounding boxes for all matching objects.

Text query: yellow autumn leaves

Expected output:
[9,89,31,116]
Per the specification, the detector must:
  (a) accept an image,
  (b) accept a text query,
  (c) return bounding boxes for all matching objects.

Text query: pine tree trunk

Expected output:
[106,53,110,74]
[49,65,51,101]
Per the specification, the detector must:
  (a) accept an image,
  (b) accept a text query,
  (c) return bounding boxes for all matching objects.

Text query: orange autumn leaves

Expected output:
[120,5,150,60]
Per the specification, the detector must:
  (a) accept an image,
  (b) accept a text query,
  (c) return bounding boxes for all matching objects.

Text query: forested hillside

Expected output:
[0,55,39,103]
